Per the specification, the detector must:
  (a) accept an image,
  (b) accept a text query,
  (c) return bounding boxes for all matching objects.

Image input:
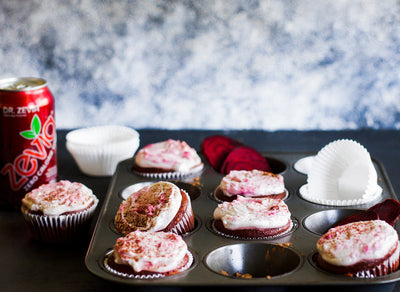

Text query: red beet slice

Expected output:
[368,199,400,226]
[220,146,272,175]
[201,135,242,171]
[333,210,379,228]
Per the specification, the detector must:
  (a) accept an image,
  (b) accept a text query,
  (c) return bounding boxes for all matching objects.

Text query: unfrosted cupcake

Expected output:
[21,180,99,243]
[215,169,286,202]
[105,230,193,278]
[213,196,292,239]
[132,139,203,178]
[315,220,400,278]
[114,181,195,235]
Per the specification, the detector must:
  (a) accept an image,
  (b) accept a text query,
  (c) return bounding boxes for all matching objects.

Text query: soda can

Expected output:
[0,77,57,209]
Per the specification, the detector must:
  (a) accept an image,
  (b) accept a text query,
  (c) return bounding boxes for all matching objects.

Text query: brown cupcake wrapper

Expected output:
[21,198,99,243]
[104,250,194,279]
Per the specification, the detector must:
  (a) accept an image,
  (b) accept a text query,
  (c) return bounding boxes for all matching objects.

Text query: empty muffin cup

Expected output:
[303,209,361,236]
[204,243,302,279]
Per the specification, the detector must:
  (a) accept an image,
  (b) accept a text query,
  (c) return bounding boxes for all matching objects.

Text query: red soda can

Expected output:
[0,77,57,209]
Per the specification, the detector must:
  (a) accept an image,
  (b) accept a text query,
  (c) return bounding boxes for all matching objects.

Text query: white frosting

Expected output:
[134,139,202,173]
[317,220,399,266]
[21,180,97,216]
[219,170,284,197]
[213,196,291,230]
[119,181,182,232]
[113,231,188,273]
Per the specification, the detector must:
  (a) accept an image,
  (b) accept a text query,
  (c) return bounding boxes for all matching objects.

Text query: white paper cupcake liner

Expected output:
[133,164,204,179]
[66,126,140,176]
[104,250,194,279]
[304,139,382,206]
[21,197,99,243]
[299,184,382,206]
[293,155,315,175]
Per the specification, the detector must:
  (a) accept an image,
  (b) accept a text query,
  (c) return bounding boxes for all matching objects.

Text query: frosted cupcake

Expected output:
[132,139,203,178]
[21,180,99,243]
[213,196,292,239]
[114,181,195,235]
[315,220,400,278]
[215,169,286,202]
[105,230,193,278]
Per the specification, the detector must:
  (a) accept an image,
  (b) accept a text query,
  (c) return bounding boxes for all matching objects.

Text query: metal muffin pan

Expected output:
[85,151,400,286]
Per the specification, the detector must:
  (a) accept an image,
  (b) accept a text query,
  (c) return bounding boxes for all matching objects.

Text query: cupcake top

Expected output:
[219,170,284,198]
[134,139,202,173]
[317,220,399,266]
[115,181,182,233]
[21,180,97,216]
[113,230,189,273]
[213,196,291,230]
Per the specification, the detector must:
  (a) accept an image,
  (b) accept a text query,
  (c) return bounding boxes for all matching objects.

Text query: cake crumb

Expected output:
[220,269,229,276]
[235,271,253,279]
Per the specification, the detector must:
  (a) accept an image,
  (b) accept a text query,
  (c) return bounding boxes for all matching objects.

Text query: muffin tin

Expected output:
[85,151,400,286]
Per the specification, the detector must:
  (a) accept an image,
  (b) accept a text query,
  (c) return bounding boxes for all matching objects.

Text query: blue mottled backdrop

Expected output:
[1,0,400,130]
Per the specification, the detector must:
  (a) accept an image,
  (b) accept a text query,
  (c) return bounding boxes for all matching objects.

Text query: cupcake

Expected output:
[315,220,400,278]
[114,181,195,235]
[105,230,193,278]
[215,169,286,202]
[212,196,292,239]
[132,139,203,178]
[21,180,99,243]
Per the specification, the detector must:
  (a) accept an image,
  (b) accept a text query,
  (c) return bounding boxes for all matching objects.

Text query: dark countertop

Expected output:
[1,129,399,292]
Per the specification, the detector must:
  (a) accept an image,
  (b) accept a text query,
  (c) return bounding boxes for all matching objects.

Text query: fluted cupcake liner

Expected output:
[66,126,140,176]
[304,139,382,206]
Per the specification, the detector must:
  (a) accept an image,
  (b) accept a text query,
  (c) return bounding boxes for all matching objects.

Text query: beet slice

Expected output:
[201,135,242,171]
[332,199,400,228]
[368,199,400,226]
[220,146,272,175]
[333,210,379,228]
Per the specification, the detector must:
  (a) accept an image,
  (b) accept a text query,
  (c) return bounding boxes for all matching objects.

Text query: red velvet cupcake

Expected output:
[213,196,292,239]
[215,169,287,202]
[316,220,400,278]
[105,230,193,278]
[114,181,195,235]
[132,139,203,179]
[21,180,99,243]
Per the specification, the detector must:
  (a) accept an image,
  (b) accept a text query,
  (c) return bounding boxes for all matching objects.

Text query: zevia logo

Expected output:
[1,114,56,191]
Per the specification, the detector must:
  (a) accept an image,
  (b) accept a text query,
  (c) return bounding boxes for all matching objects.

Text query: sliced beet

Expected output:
[333,210,379,228]
[201,135,242,171]
[220,146,272,175]
[368,199,400,226]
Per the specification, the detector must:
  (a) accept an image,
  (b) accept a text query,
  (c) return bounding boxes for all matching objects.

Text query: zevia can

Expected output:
[0,77,57,208]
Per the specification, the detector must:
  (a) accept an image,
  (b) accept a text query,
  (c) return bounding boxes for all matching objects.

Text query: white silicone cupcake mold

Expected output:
[300,139,382,206]
[66,125,140,176]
